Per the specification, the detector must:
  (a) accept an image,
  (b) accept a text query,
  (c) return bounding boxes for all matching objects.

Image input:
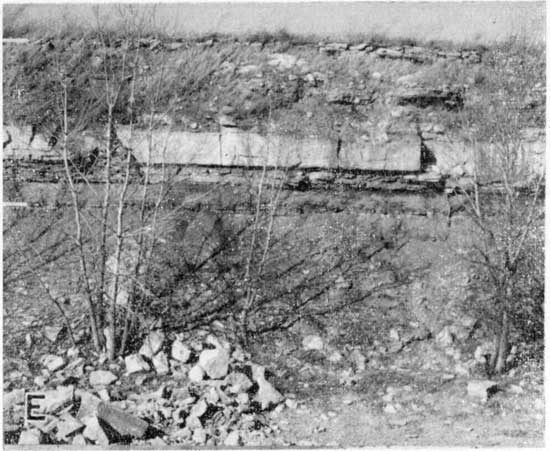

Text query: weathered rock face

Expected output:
[394,86,464,110]
[4,121,544,184]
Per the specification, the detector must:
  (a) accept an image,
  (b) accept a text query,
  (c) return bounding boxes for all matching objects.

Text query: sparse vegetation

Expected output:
[455,44,545,373]
[2,5,545,447]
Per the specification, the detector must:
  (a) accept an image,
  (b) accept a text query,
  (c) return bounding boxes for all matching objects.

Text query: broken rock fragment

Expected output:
[152,351,170,375]
[55,413,85,442]
[76,390,102,420]
[171,340,192,363]
[224,371,253,394]
[41,385,75,414]
[40,354,66,372]
[125,353,151,374]
[3,388,25,410]
[97,401,149,439]
[186,415,203,430]
[89,370,118,386]
[139,330,165,359]
[190,399,208,419]
[251,364,284,410]
[224,430,241,446]
[349,348,367,372]
[71,434,87,445]
[18,428,45,445]
[82,415,110,446]
[192,427,208,445]
[188,365,205,383]
[302,334,324,351]
[44,325,63,342]
[467,380,498,403]
[199,347,229,379]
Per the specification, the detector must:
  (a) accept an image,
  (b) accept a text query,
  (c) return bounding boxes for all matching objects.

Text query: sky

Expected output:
[5,1,546,43]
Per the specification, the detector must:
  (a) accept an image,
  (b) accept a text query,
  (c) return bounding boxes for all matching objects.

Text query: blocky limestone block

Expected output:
[339,134,421,172]
[118,127,221,166]
[425,136,545,179]
[220,129,336,169]
[422,139,474,175]
[3,125,49,159]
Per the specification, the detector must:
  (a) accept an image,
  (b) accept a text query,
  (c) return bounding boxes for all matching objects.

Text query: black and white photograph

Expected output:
[2,0,545,447]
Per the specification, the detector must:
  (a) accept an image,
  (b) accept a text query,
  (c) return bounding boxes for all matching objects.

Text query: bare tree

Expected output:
[456,70,544,374]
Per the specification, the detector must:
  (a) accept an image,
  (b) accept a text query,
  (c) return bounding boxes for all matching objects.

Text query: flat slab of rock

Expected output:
[97,402,149,439]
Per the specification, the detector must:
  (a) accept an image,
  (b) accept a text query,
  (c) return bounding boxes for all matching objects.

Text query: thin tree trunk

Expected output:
[60,84,101,351]
[494,309,509,374]
[98,107,114,328]
[107,142,133,360]
[239,163,267,345]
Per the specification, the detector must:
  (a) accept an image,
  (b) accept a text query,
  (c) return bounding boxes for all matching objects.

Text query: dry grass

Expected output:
[3,26,544,143]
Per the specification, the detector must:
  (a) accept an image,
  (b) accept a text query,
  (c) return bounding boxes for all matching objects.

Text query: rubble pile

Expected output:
[3,331,285,446]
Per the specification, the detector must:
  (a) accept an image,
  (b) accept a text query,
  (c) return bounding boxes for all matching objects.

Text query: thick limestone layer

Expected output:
[4,124,419,171]
[340,134,420,171]
[4,124,544,178]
